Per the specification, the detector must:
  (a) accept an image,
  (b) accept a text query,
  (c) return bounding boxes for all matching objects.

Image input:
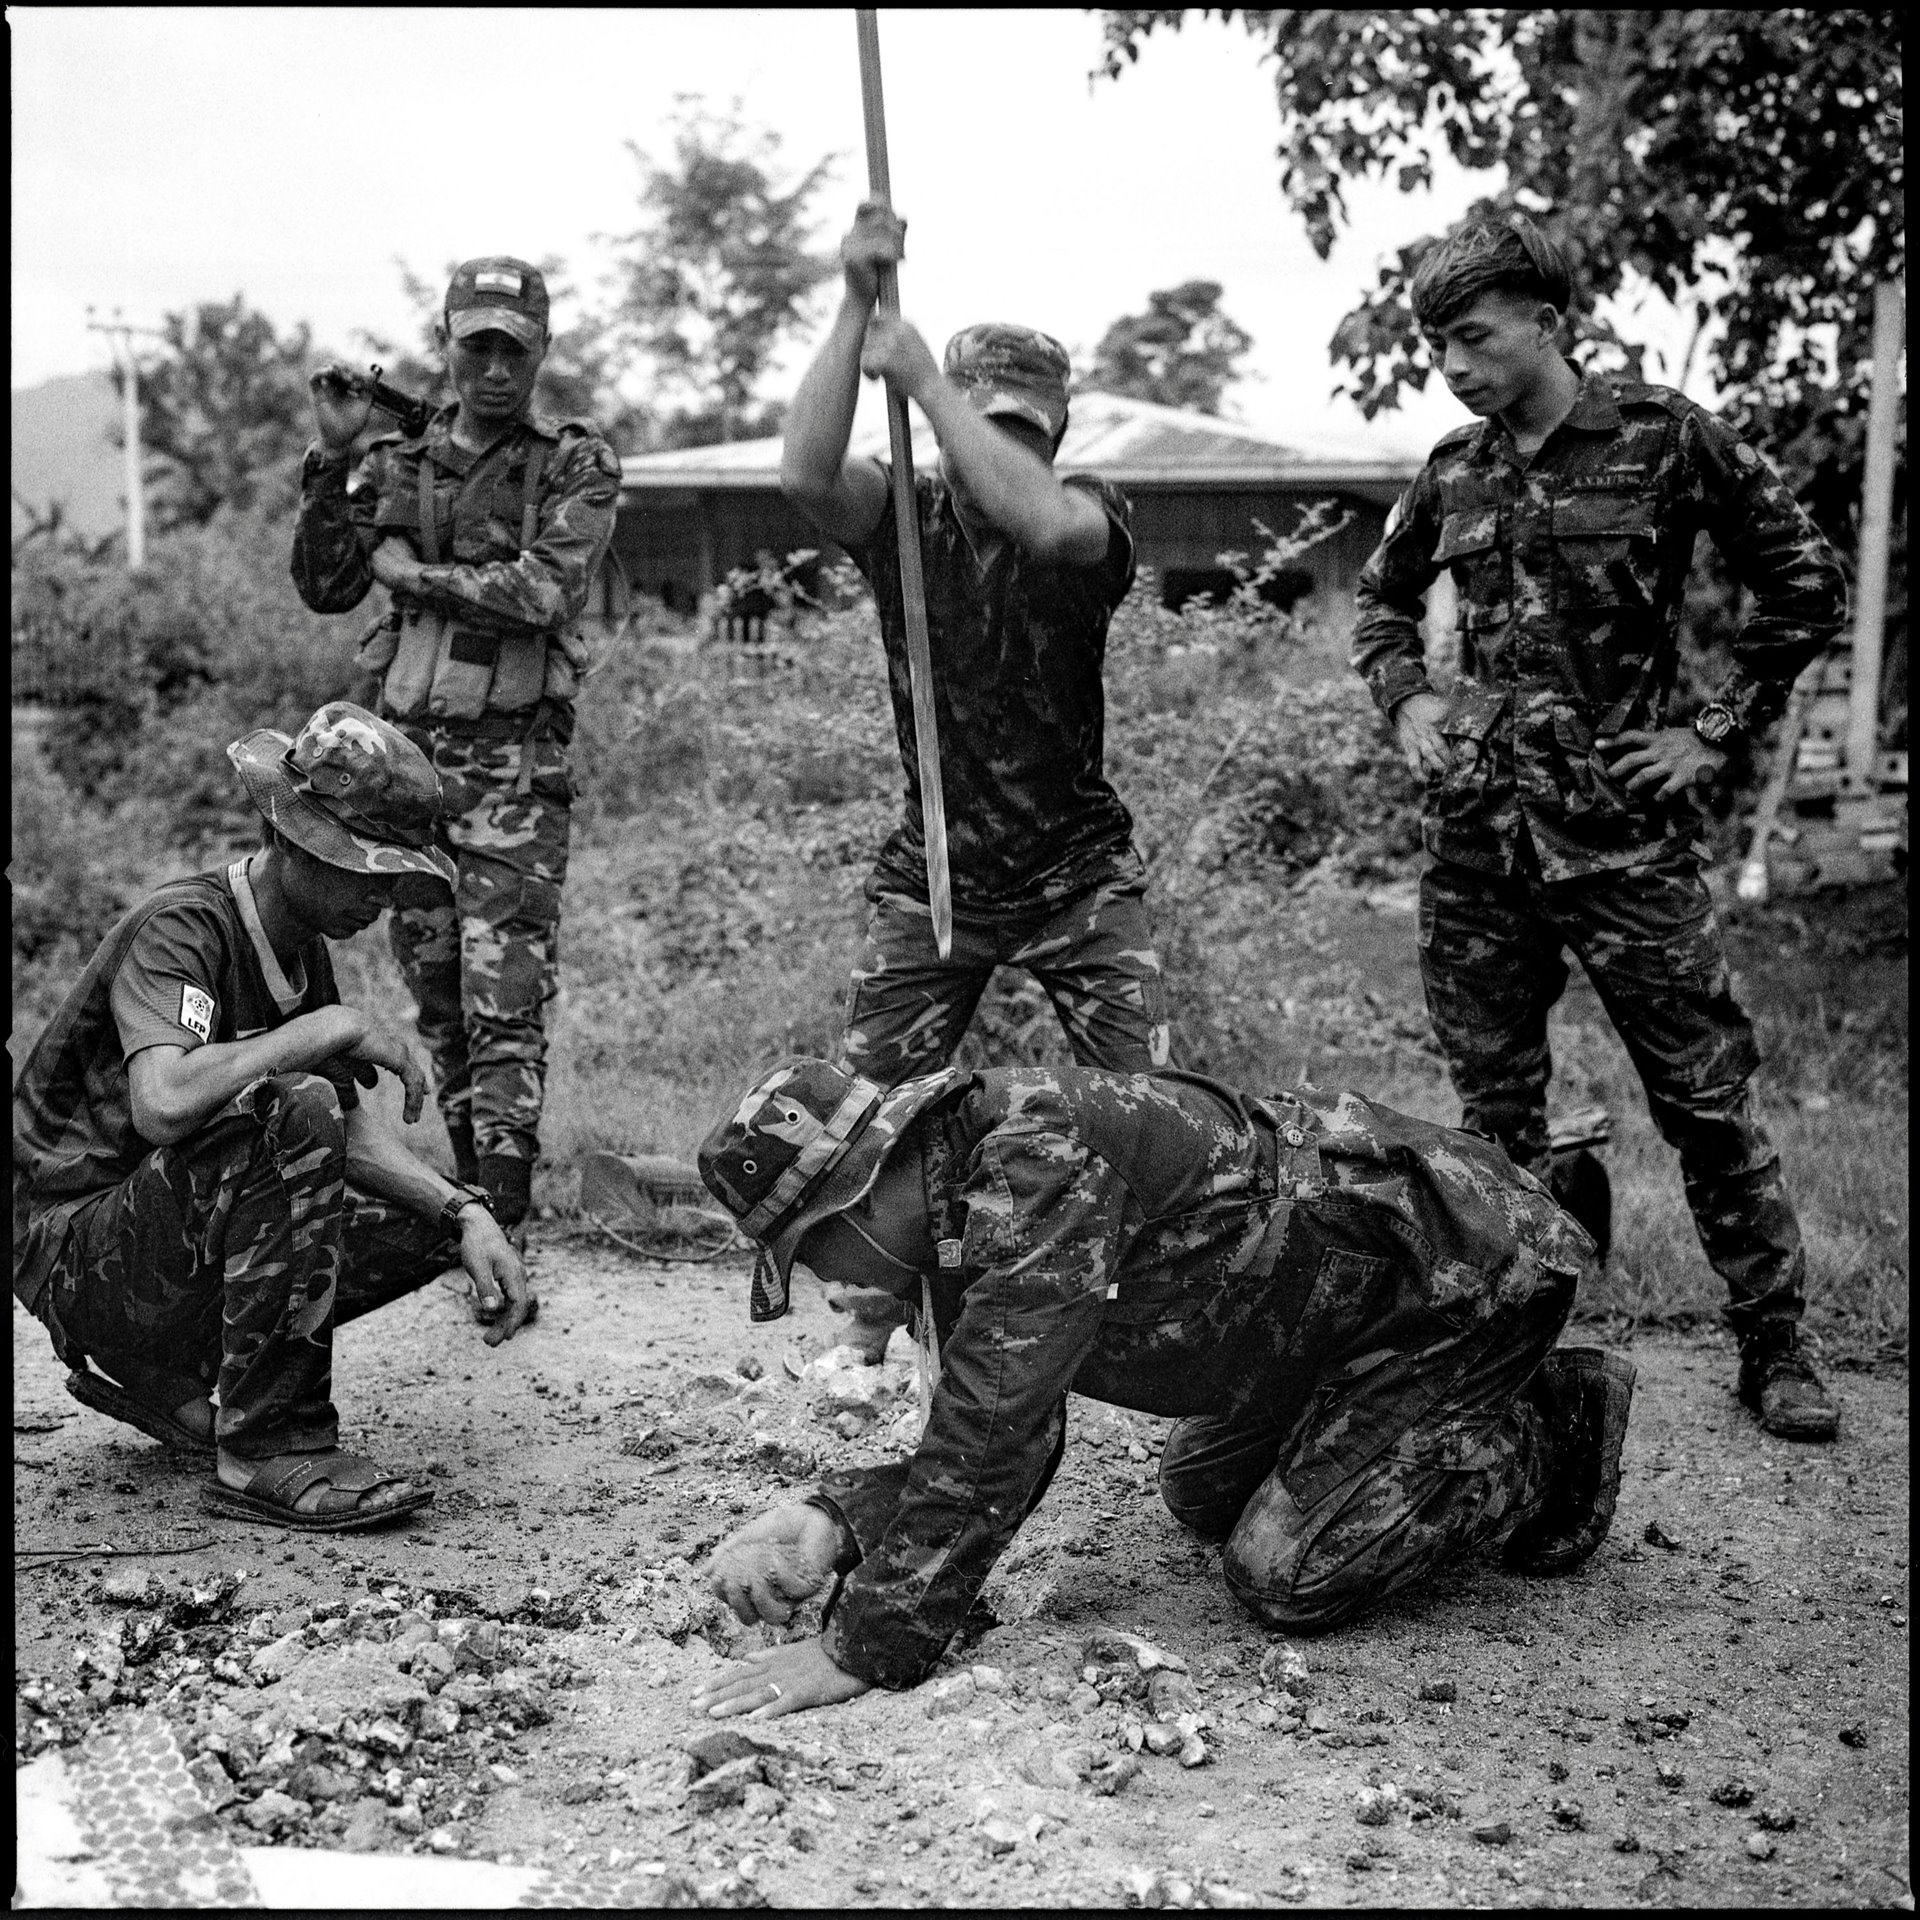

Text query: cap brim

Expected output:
[752,1071,958,1319]
[447,308,545,351]
[228,735,455,887]
[967,387,1064,438]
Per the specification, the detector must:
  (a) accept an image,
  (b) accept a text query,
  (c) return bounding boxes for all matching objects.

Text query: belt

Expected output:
[389,704,575,746]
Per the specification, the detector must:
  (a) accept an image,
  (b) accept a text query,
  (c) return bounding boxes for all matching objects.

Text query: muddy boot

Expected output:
[1737,1322,1839,1441]
[1548,1147,1612,1264]
[1504,1347,1637,1576]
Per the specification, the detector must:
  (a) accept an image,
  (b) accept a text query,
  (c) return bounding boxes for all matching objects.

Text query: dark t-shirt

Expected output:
[11,867,338,1309]
[849,470,1140,915]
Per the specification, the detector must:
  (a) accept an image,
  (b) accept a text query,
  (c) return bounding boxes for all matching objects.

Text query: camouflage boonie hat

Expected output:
[228,703,456,886]
[944,323,1071,441]
[699,1057,960,1321]
[445,257,550,350]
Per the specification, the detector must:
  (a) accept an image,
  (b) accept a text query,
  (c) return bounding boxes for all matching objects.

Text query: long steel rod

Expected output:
[856,8,953,959]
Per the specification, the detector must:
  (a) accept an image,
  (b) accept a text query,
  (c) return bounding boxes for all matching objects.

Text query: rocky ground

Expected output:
[13,1248,1911,1910]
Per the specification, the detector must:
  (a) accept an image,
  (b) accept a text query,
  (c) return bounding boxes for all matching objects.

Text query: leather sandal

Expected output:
[65,1368,215,1459]
[201,1449,434,1533]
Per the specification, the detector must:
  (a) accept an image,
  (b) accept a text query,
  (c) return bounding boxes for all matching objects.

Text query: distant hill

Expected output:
[11,373,124,544]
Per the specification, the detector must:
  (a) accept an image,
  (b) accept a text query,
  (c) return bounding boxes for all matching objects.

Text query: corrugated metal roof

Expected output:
[620,390,1419,494]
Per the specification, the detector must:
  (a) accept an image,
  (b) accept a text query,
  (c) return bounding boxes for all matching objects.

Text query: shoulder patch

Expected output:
[594,444,624,479]
[178,984,215,1043]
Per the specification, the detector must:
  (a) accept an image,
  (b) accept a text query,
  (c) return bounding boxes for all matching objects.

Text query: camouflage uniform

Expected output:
[792,1065,1590,1688]
[1352,370,1847,1338]
[843,465,1170,1086]
[291,399,620,1194]
[38,1074,455,1458]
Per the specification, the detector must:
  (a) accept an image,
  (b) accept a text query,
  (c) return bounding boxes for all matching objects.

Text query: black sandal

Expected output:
[65,1368,215,1459]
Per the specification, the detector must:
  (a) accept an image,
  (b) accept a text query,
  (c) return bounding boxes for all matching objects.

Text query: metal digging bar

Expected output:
[856,8,954,959]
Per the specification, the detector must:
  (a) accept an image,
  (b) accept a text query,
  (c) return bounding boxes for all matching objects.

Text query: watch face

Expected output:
[1696,707,1734,744]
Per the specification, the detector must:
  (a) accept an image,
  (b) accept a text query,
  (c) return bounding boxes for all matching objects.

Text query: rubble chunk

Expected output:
[240,1789,309,1834]
[1257,1643,1309,1695]
[1418,1679,1458,1703]
[687,1756,767,1814]
[925,1673,977,1719]
[248,1633,310,1685]
[100,1568,168,1608]
[1083,1628,1187,1676]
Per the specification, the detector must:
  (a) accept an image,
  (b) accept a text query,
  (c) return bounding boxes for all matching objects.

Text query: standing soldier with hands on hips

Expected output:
[781,202,1173,1091]
[292,259,623,1232]
[1352,216,1850,1440]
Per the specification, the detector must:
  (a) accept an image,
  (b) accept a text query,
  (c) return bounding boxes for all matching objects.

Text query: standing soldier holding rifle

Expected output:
[292,260,622,1233]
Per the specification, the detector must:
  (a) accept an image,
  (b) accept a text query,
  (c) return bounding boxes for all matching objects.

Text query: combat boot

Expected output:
[446,1115,480,1188]
[1504,1347,1637,1575]
[478,1152,533,1235]
[1737,1322,1839,1441]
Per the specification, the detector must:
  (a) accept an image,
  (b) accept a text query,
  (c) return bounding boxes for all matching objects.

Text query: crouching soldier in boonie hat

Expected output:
[12,703,535,1532]
[686,1057,1636,1720]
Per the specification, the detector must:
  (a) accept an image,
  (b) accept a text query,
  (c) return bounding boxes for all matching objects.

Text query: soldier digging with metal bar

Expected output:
[13,705,533,1531]
[677,1055,1633,1719]
[782,204,1173,1091]
[1351,217,1849,1440]
[293,259,623,1233]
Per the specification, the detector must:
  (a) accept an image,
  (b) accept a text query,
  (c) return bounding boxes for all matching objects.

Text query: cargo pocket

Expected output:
[1550,703,1636,823]
[1435,507,1509,610]
[1551,493,1657,612]
[1432,682,1509,815]
[353,609,402,676]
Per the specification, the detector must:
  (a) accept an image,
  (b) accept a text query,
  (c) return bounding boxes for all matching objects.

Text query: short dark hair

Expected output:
[1410,215,1574,332]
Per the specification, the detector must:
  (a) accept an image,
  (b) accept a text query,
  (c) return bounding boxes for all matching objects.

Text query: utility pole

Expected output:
[1845,278,1904,793]
[85,308,164,570]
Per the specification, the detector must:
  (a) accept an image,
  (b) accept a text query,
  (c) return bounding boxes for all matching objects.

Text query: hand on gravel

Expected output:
[692,1636,871,1721]
[708,1504,842,1625]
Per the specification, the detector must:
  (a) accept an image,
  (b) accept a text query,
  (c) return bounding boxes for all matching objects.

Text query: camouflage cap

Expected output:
[699,1057,960,1321]
[228,703,456,887]
[445,257,550,351]
[944,323,1071,440]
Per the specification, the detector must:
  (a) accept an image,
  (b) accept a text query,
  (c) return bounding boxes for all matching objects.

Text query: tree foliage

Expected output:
[117,295,312,530]
[1080,279,1254,414]
[1096,10,1903,524]
[605,97,839,448]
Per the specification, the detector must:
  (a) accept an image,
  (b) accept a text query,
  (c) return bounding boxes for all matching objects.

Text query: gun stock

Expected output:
[365,366,435,439]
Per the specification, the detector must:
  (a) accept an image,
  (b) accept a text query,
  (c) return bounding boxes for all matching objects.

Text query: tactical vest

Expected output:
[354,426,593,725]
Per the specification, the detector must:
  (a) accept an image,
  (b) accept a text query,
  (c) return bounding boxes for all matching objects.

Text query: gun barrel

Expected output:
[365,366,433,437]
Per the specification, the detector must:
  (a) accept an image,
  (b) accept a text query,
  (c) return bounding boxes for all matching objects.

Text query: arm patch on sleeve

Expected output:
[178,985,215,1042]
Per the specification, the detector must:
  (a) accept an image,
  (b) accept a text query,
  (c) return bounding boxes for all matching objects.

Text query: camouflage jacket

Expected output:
[847,471,1140,916]
[1351,371,1848,880]
[290,405,621,658]
[812,1064,1589,1688]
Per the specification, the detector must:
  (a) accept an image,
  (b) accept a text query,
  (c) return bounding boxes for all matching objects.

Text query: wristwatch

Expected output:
[438,1186,494,1236]
[1691,702,1740,749]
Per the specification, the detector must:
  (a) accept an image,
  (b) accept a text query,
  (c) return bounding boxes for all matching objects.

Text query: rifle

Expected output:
[315,362,436,439]
[361,366,436,439]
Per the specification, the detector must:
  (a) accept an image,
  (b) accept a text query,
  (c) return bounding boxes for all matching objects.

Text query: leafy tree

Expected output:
[356,256,655,453]
[604,97,839,447]
[1095,10,1903,525]
[1080,280,1253,414]
[115,295,312,529]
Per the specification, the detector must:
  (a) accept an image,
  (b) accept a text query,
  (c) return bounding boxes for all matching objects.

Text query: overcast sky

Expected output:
[12,7,1699,458]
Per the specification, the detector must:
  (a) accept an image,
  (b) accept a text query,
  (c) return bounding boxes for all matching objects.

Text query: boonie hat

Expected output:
[228,703,456,886]
[698,1057,960,1321]
[444,257,550,351]
[944,323,1072,441]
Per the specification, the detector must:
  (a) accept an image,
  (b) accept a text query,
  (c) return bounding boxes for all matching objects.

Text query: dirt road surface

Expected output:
[14,1246,1910,1909]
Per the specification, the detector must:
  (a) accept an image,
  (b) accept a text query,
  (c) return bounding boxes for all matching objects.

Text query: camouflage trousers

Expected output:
[1159,1245,1572,1632]
[1417,843,1805,1337]
[840,850,1172,1089]
[389,728,572,1168]
[36,1074,454,1460]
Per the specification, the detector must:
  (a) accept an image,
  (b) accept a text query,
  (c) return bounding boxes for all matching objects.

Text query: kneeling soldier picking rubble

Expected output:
[1352,216,1849,1440]
[12,704,534,1532]
[686,1057,1633,1720]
